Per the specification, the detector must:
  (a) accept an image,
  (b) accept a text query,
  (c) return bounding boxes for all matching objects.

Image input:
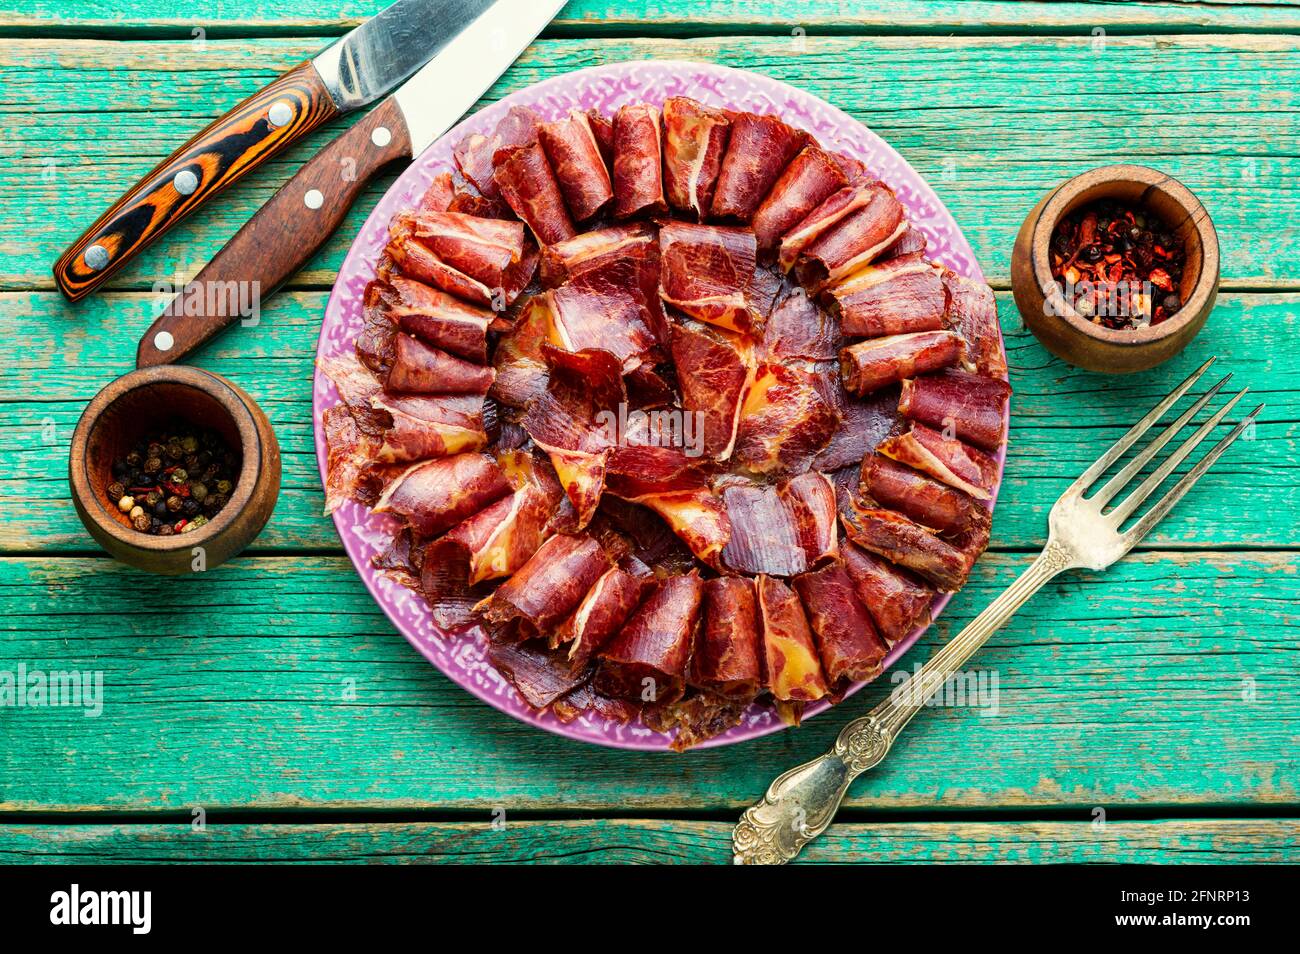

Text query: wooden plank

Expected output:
[3,289,1294,553]
[5,1,1300,35]
[0,818,1295,864]
[4,35,1300,290]
[0,550,1295,813]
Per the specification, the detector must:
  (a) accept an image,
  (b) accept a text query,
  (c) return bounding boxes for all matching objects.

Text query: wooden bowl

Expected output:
[69,365,281,574]
[1011,164,1219,373]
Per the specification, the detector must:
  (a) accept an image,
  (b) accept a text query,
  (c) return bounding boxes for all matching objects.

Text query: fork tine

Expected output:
[1066,357,1215,497]
[1089,373,1232,509]
[1123,403,1263,544]
[1109,387,1248,525]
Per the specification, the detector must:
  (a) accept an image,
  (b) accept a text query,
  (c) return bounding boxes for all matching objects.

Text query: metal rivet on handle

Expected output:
[268,100,293,128]
[304,189,324,210]
[154,331,174,352]
[84,244,110,271]
[173,170,199,195]
[371,126,392,147]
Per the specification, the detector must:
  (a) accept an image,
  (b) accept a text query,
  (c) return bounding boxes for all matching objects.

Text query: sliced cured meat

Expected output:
[596,496,694,571]
[658,222,758,334]
[793,561,889,685]
[547,258,659,371]
[378,276,492,363]
[369,392,488,463]
[539,223,657,288]
[841,542,934,645]
[668,317,755,461]
[813,386,902,472]
[356,283,399,375]
[762,285,838,362]
[778,181,880,273]
[322,405,381,514]
[452,105,541,199]
[417,172,456,213]
[585,109,615,167]
[481,532,612,632]
[709,112,807,222]
[842,500,970,592]
[493,142,577,245]
[440,478,562,586]
[828,255,948,337]
[840,330,964,396]
[860,453,987,538]
[612,104,667,219]
[551,682,639,724]
[605,447,732,568]
[751,145,849,255]
[404,211,527,289]
[756,574,829,703]
[488,640,592,711]
[945,271,1008,381]
[554,562,655,671]
[538,109,614,222]
[721,482,806,577]
[878,423,999,501]
[596,571,705,704]
[661,96,731,219]
[883,225,927,259]
[385,333,495,395]
[778,470,839,566]
[898,367,1011,451]
[691,576,762,699]
[374,452,512,537]
[733,363,840,475]
[490,294,551,408]
[795,185,908,290]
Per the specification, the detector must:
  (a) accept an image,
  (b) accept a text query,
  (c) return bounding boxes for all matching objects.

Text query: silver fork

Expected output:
[732,357,1263,865]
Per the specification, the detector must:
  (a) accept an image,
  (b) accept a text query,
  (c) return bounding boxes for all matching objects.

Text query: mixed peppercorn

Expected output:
[1050,199,1188,330]
[106,424,238,536]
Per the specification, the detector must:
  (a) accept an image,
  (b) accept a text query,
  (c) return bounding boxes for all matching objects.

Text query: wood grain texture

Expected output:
[3,290,1294,553]
[1,819,1295,864]
[3,35,1300,291]
[0,550,1294,812]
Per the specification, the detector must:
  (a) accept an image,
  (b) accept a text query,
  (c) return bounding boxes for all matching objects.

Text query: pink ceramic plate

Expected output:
[313,60,1007,750]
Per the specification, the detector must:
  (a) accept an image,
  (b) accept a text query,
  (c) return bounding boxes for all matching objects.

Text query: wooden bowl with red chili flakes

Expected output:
[1011,164,1219,373]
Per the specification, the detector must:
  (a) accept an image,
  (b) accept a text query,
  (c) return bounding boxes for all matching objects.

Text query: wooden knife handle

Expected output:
[54,60,340,302]
[136,97,411,369]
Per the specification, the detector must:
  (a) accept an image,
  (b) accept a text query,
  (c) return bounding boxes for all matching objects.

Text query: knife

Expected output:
[53,0,501,302]
[136,0,564,369]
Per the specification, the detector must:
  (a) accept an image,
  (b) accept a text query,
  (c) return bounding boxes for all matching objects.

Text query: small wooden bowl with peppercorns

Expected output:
[69,365,281,574]
[1011,164,1219,373]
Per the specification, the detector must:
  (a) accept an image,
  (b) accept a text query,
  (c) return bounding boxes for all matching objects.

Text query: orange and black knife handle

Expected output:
[53,61,339,302]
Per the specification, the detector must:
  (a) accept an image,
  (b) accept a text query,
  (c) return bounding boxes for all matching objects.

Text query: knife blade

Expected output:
[53,0,499,302]
[136,0,564,369]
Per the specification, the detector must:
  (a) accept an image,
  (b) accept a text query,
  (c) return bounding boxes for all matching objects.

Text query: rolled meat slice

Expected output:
[612,104,667,219]
[405,211,526,287]
[795,185,908,290]
[794,561,889,685]
[709,112,807,222]
[490,294,551,408]
[658,222,759,334]
[538,109,614,222]
[547,258,660,372]
[379,276,493,363]
[861,452,988,538]
[841,542,934,645]
[756,574,829,703]
[778,181,880,273]
[691,576,762,699]
[493,142,577,245]
[842,500,970,592]
[751,145,848,255]
[944,271,1008,381]
[539,223,657,288]
[662,96,731,219]
[554,562,655,670]
[369,392,488,462]
[878,423,999,500]
[778,470,839,566]
[596,571,705,704]
[668,317,755,461]
[828,255,949,337]
[374,452,512,537]
[385,333,496,395]
[898,367,1011,451]
[481,532,612,632]
[882,225,928,259]
[452,105,541,199]
[840,330,964,396]
[605,446,732,568]
[439,478,562,586]
[733,362,840,474]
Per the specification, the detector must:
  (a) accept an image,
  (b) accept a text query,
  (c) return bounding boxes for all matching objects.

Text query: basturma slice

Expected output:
[539,223,657,288]
[794,185,908,291]
[374,452,512,537]
[756,574,829,703]
[596,571,705,704]
[945,271,1008,381]
[751,145,849,256]
[387,212,538,310]
[368,392,488,463]
[661,96,731,219]
[840,330,964,396]
[668,317,755,461]
[481,532,612,633]
[546,259,660,372]
[861,453,988,538]
[385,333,496,395]
[878,423,1000,501]
[709,112,807,222]
[733,363,840,475]
[691,576,762,699]
[842,499,970,592]
[373,276,493,363]
[453,105,540,199]
[659,222,759,334]
[612,104,668,219]
[779,470,839,566]
[538,109,614,222]
[493,142,577,245]
[605,446,732,568]
[841,542,934,645]
[721,481,807,577]
[488,640,591,711]
[794,561,889,685]
[554,562,655,671]
[778,181,885,272]
[762,286,839,362]
[490,295,551,409]
[898,367,1011,451]
[827,254,948,337]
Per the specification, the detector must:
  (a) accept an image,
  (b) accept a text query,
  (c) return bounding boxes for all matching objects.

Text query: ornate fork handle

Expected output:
[733,541,1075,865]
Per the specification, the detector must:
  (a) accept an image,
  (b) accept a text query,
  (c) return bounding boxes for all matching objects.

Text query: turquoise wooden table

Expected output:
[1,1,1297,864]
